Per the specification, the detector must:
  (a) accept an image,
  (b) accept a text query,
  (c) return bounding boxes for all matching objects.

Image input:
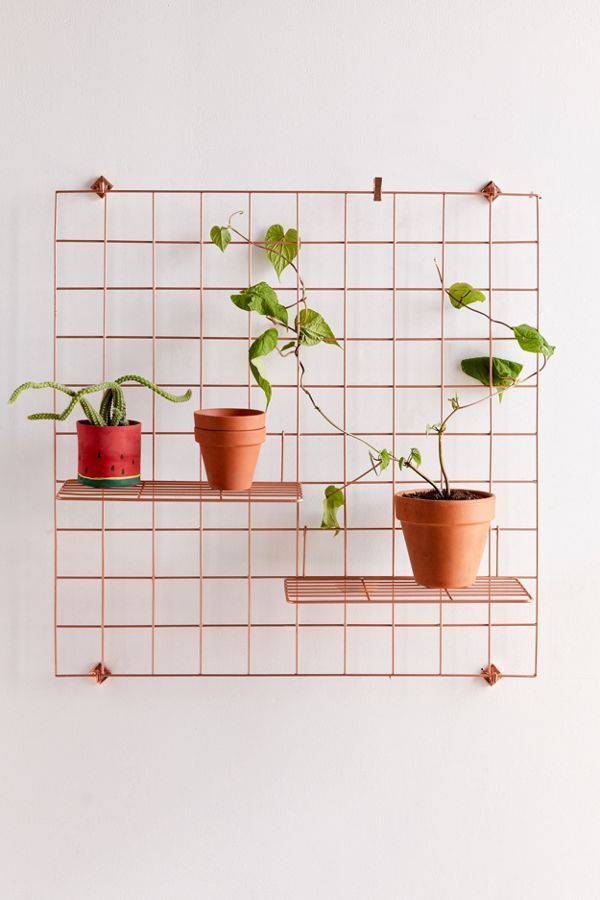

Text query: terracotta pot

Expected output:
[194,408,266,490]
[394,490,495,588]
[77,420,141,488]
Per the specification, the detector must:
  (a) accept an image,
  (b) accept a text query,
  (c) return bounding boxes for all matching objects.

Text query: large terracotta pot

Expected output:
[77,420,141,488]
[394,490,495,588]
[194,408,266,490]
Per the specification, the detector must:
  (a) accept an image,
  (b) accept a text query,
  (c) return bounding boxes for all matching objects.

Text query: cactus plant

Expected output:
[9,375,192,487]
[8,374,191,425]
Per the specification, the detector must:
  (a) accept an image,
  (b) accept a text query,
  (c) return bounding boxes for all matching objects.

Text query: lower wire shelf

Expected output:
[56,479,303,503]
[284,576,532,604]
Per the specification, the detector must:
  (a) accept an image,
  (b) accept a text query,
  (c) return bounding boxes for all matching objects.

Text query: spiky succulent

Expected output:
[8,375,191,425]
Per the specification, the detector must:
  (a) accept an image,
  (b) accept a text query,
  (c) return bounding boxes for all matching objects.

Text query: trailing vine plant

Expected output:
[210,213,554,532]
[8,375,191,424]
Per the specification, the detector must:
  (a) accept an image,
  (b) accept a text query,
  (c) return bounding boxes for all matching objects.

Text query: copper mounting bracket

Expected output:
[481,663,502,686]
[481,181,502,202]
[89,662,111,684]
[90,175,113,199]
[373,176,382,201]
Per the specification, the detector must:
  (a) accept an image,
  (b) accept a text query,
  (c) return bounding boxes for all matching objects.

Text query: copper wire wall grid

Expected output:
[53,178,541,684]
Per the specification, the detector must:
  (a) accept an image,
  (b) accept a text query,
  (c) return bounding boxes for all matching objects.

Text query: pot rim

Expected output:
[395,489,495,526]
[194,407,266,431]
[395,489,495,504]
[76,419,141,429]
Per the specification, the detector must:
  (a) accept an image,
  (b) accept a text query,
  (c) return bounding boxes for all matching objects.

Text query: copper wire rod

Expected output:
[246,190,253,675]
[52,192,58,676]
[57,526,536,534]
[391,193,397,669]
[151,191,157,673]
[56,285,537,292]
[199,190,205,674]
[439,193,447,672]
[534,195,541,675]
[56,622,535,630]
[56,237,537,246]
[54,335,522,343]
[55,428,538,437]
[54,672,537,679]
[56,188,540,197]
[56,574,537,581]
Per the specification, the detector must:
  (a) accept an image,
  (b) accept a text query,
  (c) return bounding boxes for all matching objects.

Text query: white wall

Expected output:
[1,1,599,897]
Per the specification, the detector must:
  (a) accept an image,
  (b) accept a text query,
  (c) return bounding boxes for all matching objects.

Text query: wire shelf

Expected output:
[284,576,532,605]
[56,479,303,503]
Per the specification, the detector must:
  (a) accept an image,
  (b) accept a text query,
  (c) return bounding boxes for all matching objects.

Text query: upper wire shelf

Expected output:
[56,479,303,503]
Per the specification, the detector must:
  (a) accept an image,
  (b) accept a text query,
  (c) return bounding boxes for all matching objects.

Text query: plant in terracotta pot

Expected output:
[8,375,191,487]
[209,213,554,588]
[328,268,555,588]
[204,214,340,490]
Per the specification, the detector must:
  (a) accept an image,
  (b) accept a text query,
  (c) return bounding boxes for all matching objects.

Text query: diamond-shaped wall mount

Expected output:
[481,663,503,686]
[481,181,502,202]
[90,175,113,199]
[89,662,111,684]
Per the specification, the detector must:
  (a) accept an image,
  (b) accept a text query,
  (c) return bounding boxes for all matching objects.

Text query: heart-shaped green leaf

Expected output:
[447,282,486,309]
[461,356,523,393]
[231,282,288,327]
[410,448,422,467]
[379,449,391,472]
[265,224,298,277]
[210,225,231,252]
[321,484,345,534]
[296,308,339,347]
[513,324,555,359]
[248,327,279,408]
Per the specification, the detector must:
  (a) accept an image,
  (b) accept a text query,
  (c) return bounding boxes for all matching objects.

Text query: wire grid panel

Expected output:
[53,186,540,680]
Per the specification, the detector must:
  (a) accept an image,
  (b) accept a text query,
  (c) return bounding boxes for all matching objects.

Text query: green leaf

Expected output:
[296,308,340,347]
[379,449,391,472]
[461,356,524,392]
[248,327,279,408]
[321,484,345,535]
[210,225,231,252]
[410,448,422,467]
[447,282,486,310]
[397,457,407,470]
[265,225,298,277]
[231,282,288,327]
[513,323,555,359]
[280,341,296,353]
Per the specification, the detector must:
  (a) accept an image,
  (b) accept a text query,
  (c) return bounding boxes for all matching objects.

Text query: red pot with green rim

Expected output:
[77,420,141,488]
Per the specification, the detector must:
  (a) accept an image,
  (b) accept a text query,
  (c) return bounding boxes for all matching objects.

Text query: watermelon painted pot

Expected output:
[77,420,141,488]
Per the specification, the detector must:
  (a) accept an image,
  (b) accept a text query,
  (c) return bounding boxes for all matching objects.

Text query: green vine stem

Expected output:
[212,215,554,527]
[214,217,446,511]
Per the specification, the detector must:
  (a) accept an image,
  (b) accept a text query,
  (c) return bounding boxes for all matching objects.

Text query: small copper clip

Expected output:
[481,181,502,202]
[89,662,111,684]
[373,177,382,202]
[481,663,502,686]
[90,175,114,199]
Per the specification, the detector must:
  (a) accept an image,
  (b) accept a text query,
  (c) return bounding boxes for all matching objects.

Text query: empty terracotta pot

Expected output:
[395,490,496,588]
[77,420,141,488]
[194,408,266,490]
